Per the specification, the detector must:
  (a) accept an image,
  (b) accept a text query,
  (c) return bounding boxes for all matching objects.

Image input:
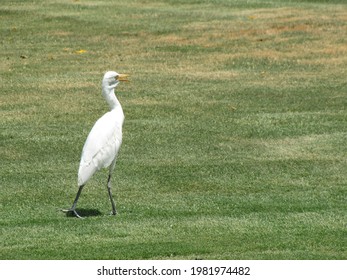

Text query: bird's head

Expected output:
[102,71,129,90]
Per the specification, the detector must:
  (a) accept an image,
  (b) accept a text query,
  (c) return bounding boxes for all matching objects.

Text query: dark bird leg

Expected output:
[62,185,85,218]
[107,160,117,215]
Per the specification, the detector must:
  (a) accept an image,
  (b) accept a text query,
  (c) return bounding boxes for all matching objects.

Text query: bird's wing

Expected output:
[79,111,123,171]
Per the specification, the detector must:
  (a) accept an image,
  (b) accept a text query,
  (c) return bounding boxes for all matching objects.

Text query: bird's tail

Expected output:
[78,161,99,186]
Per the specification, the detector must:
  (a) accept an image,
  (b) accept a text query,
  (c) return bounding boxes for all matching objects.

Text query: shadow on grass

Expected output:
[65,208,103,218]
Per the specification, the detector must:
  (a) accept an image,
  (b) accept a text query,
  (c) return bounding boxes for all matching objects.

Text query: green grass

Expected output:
[1,0,346,259]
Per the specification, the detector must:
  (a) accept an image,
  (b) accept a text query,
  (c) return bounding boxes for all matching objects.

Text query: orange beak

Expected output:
[117,74,130,82]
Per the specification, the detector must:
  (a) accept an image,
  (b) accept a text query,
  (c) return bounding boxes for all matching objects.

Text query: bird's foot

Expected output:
[110,210,117,216]
[61,208,84,219]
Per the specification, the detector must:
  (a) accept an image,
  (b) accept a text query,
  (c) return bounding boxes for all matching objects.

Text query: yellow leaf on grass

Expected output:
[75,49,87,54]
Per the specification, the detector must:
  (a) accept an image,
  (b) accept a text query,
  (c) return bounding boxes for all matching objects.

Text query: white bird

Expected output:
[63,71,129,218]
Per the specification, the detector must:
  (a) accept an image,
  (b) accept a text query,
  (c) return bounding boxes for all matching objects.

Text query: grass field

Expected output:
[1,0,346,259]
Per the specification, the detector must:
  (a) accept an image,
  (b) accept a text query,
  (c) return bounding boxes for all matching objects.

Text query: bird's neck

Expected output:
[102,87,121,110]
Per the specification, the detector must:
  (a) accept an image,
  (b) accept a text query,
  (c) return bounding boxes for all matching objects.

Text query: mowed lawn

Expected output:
[0,0,346,259]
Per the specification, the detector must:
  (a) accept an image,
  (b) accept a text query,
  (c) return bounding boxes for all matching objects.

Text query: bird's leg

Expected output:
[107,173,117,216]
[62,185,85,218]
[106,159,118,216]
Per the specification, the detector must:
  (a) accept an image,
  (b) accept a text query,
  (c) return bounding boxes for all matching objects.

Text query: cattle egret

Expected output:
[63,71,129,218]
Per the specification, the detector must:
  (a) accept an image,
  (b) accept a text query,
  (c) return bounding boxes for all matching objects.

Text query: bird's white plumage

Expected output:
[78,109,124,186]
[77,71,125,186]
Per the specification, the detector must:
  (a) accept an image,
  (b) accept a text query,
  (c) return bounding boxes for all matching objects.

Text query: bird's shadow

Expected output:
[65,208,103,218]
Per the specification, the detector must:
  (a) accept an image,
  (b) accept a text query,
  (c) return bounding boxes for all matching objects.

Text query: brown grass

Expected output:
[143,6,347,78]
